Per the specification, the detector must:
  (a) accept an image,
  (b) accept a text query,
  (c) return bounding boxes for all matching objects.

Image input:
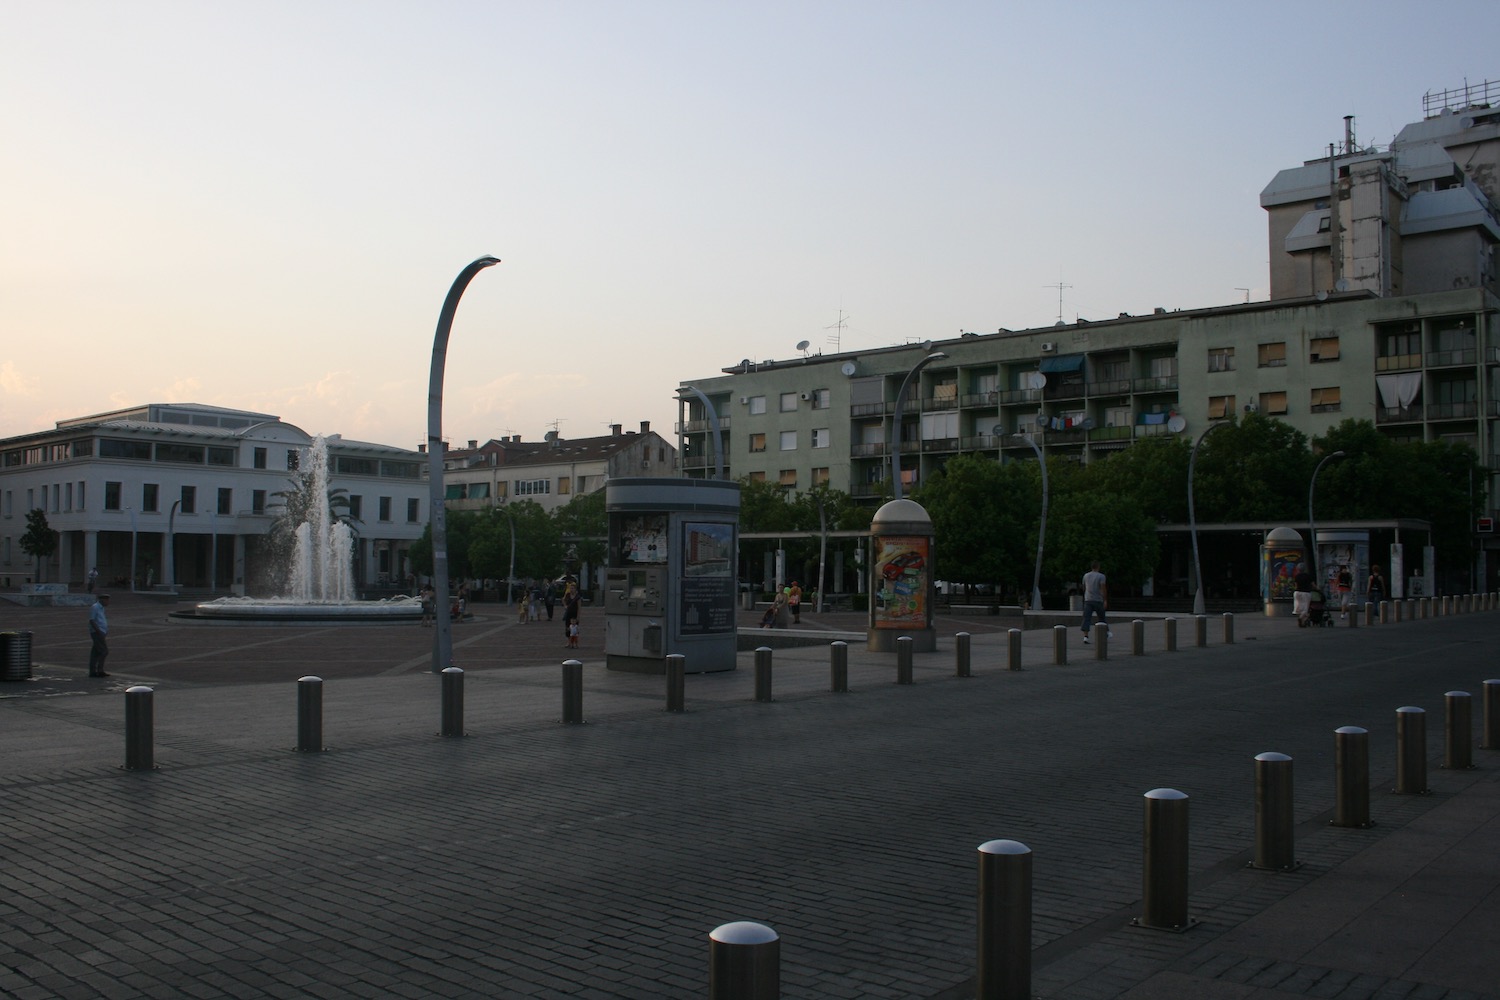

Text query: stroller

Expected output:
[1295,588,1333,628]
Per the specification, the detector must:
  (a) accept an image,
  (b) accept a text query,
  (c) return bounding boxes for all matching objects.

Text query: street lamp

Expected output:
[166,499,181,590]
[1006,428,1048,612]
[500,503,517,607]
[1188,420,1231,616]
[679,386,724,479]
[891,349,947,501]
[127,506,137,593]
[1308,450,1347,584]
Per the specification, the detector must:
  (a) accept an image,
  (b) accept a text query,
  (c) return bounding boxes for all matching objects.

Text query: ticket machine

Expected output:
[605,477,740,673]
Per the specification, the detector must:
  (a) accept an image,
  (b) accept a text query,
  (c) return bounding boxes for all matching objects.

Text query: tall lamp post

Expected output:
[1188,420,1231,616]
[166,499,181,590]
[1008,428,1048,612]
[127,506,137,593]
[679,386,724,479]
[500,504,517,607]
[427,256,501,673]
[1308,450,1346,584]
[890,349,947,501]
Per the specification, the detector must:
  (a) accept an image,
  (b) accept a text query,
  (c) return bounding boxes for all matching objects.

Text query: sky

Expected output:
[3,1,1496,451]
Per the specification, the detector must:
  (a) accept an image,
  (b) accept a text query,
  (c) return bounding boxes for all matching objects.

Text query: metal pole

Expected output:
[562,659,583,723]
[1395,706,1428,794]
[1308,450,1346,585]
[976,839,1032,1000]
[1444,691,1473,770]
[1222,612,1234,644]
[754,646,773,703]
[1252,752,1296,870]
[1332,726,1371,828]
[440,666,464,738]
[1484,679,1500,749]
[1011,433,1048,612]
[1007,628,1022,671]
[1164,617,1177,652]
[427,256,502,673]
[296,675,324,752]
[896,635,913,684]
[1138,788,1192,931]
[1052,624,1067,666]
[128,506,137,592]
[955,632,971,677]
[708,921,779,1000]
[166,499,180,589]
[830,641,848,693]
[1188,422,1228,616]
[1132,619,1145,656]
[890,349,947,501]
[1092,622,1107,660]
[124,685,154,771]
[665,653,686,713]
[1195,615,1208,647]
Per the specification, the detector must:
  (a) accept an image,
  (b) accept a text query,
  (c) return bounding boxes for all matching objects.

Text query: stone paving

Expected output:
[1,593,1496,998]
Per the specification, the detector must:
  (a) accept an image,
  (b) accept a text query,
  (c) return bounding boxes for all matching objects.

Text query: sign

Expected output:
[873,535,929,628]
[1479,517,1494,534]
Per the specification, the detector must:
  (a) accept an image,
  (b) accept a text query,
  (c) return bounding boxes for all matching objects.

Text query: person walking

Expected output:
[87,593,111,677]
[1080,561,1112,643]
[561,582,581,645]
[789,581,802,624]
[86,567,98,594]
[1366,564,1387,607]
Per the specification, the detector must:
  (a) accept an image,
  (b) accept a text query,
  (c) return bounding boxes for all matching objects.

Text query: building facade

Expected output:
[0,404,428,592]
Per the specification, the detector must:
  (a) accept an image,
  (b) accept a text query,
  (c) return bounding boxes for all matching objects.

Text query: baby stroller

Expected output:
[1295,588,1333,628]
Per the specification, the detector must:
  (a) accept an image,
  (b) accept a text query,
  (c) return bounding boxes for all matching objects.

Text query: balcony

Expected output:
[677,416,731,434]
[1375,405,1424,424]
[922,437,960,453]
[996,387,1042,405]
[851,442,887,457]
[1088,378,1132,397]
[1375,353,1421,372]
[1132,375,1179,393]
[681,454,716,470]
[1426,349,1477,368]
[1426,401,1478,421]
[960,392,1000,408]
[851,401,892,417]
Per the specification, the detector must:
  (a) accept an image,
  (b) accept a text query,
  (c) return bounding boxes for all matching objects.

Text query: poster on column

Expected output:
[873,535,929,628]
[680,521,735,634]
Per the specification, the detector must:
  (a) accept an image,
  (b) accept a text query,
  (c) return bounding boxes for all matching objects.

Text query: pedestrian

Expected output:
[562,582,581,644]
[544,583,556,621]
[567,620,579,649]
[528,585,541,622]
[88,593,111,677]
[789,581,802,624]
[1336,564,1353,619]
[1366,564,1387,606]
[86,566,98,594]
[420,585,435,627]
[1080,561,1112,643]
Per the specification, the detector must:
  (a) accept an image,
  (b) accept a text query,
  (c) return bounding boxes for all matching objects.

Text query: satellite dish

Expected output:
[1081,417,1095,430]
[1026,371,1047,390]
[1167,415,1187,434]
[796,340,811,354]
[1334,278,1350,292]
[840,361,857,376]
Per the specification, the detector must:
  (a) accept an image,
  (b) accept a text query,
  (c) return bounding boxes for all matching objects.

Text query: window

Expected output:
[779,430,797,451]
[516,479,551,495]
[1208,347,1234,372]
[378,497,392,522]
[348,495,363,520]
[217,488,232,515]
[252,490,267,515]
[746,470,766,482]
[1382,328,1420,358]
[180,485,196,514]
[1310,386,1342,413]
[748,433,767,453]
[51,484,60,512]
[335,456,378,476]
[98,438,152,460]
[77,482,85,510]
[1257,342,1286,367]
[253,447,267,469]
[811,428,830,448]
[920,412,958,440]
[142,483,159,513]
[286,449,300,471]
[748,396,766,415]
[779,392,799,412]
[407,498,420,522]
[155,443,205,464]
[812,467,830,486]
[558,477,571,495]
[1310,336,1340,362]
[1207,395,1236,419]
[778,469,797,488]
[810,388,831,409]
[105,482,122,511]
[3,490,10,517]
[1104,405,1131,428]
[1258,391,1288,415]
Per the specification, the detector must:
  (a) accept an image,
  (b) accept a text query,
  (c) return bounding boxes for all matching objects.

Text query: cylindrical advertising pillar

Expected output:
[867,499,937,653]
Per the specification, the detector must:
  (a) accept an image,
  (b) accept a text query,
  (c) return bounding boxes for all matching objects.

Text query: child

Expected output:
[567,621,579,648]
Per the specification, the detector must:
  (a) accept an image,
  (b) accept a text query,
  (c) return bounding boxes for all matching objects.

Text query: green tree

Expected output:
[407,508,481,581]
[467,501,562,582]
[1043,490,1160,593]
[913,454,1032,593]
[20,509,58,583]
[1191,414,1312,522]
[736,476,799,533]
[552,489,608,575]
[1085,435,1192,523]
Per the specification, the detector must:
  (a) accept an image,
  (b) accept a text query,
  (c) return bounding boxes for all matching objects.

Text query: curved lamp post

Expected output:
[891,349,947,501]
[1188,420,1231,616]
[427,256,501,674]
[1008,429,1048,612]
[166,499,182,589]
[679,386,724,480]
[500,503,517,607]
[127,506,138,592]
[1308,450,1346,584]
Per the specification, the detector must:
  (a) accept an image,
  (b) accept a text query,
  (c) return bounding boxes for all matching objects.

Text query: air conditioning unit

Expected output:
[799,391,811,401]
[1041,342,1056,353]
[739,396,749,405]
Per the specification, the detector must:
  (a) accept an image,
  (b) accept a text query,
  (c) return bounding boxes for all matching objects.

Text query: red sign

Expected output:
[1479,517,1495,534]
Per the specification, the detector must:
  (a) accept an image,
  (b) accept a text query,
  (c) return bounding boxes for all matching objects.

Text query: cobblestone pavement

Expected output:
[1,593,1496,998]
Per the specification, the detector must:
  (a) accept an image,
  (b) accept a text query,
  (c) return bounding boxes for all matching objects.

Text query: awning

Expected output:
[1039,355,1085,374]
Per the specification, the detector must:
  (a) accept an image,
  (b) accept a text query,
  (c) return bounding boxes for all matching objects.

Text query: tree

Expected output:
[913,454,1032,593]
[467,501,562,583]
[263,466,357,588]
[1043,490,1160,593]
[552,490,608,576]
[1085,435,1192,523]
[20,509,58,583]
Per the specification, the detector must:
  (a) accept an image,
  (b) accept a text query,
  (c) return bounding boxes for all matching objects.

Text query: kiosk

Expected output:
[605,477,740,674]
[1261,526,1307,617]
[867,498,937,652]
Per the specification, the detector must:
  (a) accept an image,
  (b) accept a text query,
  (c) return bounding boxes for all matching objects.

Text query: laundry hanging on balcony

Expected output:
[1375,373,1421,409]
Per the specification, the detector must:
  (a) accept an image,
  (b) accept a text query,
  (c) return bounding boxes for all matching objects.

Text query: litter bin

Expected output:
[1,630,34,681]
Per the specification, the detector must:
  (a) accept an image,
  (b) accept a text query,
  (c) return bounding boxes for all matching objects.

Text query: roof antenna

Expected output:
[1044,279,1072,325]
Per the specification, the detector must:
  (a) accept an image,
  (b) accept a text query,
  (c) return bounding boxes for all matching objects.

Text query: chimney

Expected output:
[417,443,426,453]
[639,420,650,435]
[467,439,477,450]
[611,423,622,436]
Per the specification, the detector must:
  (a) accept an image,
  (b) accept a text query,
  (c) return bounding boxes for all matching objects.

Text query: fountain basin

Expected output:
[170,596,423,626]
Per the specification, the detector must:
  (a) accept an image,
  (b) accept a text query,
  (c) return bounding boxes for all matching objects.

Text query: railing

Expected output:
[851,401,891,417]
[1088,378,1132,397]
[1133,375,1179,393]
[1309,403,1343,414]
[960,392,999,408]
[1425,349,1477,368]
[922,437,960,453]
[850,442,886,457]
[1376,353,1421,371]
[923,394,958,410]
[1425,401,1478,420]
[996,387,1042,405]
[1376,404,1424,424]
[681,454,715,469]
[677,417,731,434]
[1423,78,1500,118]
[1091,425,1133,441]
[851,481,885,498]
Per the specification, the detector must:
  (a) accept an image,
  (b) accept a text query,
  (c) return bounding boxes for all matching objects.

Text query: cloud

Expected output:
[0,361,40,397]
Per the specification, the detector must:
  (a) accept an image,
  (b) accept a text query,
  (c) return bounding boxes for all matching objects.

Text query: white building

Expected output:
[0,403,428,593]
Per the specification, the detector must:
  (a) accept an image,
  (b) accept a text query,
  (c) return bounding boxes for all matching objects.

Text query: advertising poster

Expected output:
[873,535,929,628]
[679,521,735,634]
[1263,545,1304,601]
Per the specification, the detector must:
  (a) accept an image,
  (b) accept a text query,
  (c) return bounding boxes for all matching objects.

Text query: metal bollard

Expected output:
[1007,628,1022,671]
[896,635,914,684]
[1420,597,1430,619]
[1444,691,1473,770]
[1052,625,1067,665]
[1364,602,1375,626]
[1395,706,1428,794]
[1222,612,1234,644]
[1394,600,1403,623]
[295,675,324,752]
[1194,615,1207,647]
[562,659,584,723]
[124,685,155,771]
[1164,617,1177,652]
[976,839,1032,1000]
[1331,726,1372,828]
[829,641,848,693]
[1252,752,1297,870]
[956,632,971,677]
[1137,788,1192,931]
[1348,602,1358,628]
[1092,621,1108,660]
[665,654,685,713]
[440,666,464,738]
[1484,679,1500,749]
[708,921,779,1000]
[754,646,773,702]
[1380,600,1391,624]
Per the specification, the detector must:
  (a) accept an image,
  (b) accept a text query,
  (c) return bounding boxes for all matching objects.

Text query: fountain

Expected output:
[173,436,422,625]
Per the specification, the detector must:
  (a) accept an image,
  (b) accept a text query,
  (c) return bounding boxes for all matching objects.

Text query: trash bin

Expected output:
[1,630,34,681]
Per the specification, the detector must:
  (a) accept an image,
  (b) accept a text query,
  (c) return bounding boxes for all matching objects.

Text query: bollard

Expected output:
[1252,752,1297,870]
[1484,679,1500,749]
[754,646,773,703]
[956,632,971,677]
[1420,597,1430,619]
[1194,615,1207,647]
[896,635,914,684]
[1348,602,1358,628]
[1395,706,1428,794]
[976,839,1032,1000]
[440,666,464,737]
[1380,600,1391,624]
[829,641,848,693]
[1332,726,1372,828]
[665,654,685,713]
[1052,625,1067,666]
[1092,621,1108,661]
[1132,619,1145,656]
[1137,788,1192,931]
[295,675,324,752]
[1364,602,1375,626]
[562,659,584,723]
[1444,691,1473,770]
[708,921,779,1000]
[1007,628,1022,671]
[124,685,155,771]
[1164,617,1177,652]
[1393,600,1403,623]
[1222,612,1235,644]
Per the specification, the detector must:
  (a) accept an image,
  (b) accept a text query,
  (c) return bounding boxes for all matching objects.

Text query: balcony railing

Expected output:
[1425,401,1478,420]
[850,442,887,457]
[1375,353,1421,372]
[996,387,1042,405]
[1132,375,1179,393]
[922,437,960,452]
[1088,378,1132,397]
[851,401,892,417]
[677,416,731,434]
[1426,349,1477,368]
[1375,404,1424,424]
[961,392,1000,408]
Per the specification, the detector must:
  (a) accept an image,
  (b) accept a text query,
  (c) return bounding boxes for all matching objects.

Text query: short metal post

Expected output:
[562,659,584,723]
[1364,602,1375,626]
[1252,752,1296,870]
[1137,788,1192,931]
[1164,617,1177,652]
[1420,597,1430,619]
[754,646,773,702]
[1394,600,1403,623]
[1332,726,1372,828]
[708,921,779,1000]
[955,632,971,677]
[1088,621,1105,660]
[1444,691,1473,770]
[1007,628,1022,671]
[440,666,464,737]
[1395,706,1428,794]
[296,675,324,752]
[124,685,154,771]
[1194,614,1207,647]
[1222,612,1234,644]
[1348,602,1358,627]
[665,654,685,713]
[1380,600,1391,624]
[976,839,1032,1000]
[896,635,914,684]
[1484,679,1500,749]
[1132,619,1145,656]
[1052,624,1067,665]
[829,641,848,692]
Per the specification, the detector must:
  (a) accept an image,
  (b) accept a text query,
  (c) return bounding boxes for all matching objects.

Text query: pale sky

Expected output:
[3,1,1495,450]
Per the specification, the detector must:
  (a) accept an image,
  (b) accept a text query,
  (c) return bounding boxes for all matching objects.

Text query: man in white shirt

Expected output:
[1080,562,1112,643]
[88,593,111,678]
